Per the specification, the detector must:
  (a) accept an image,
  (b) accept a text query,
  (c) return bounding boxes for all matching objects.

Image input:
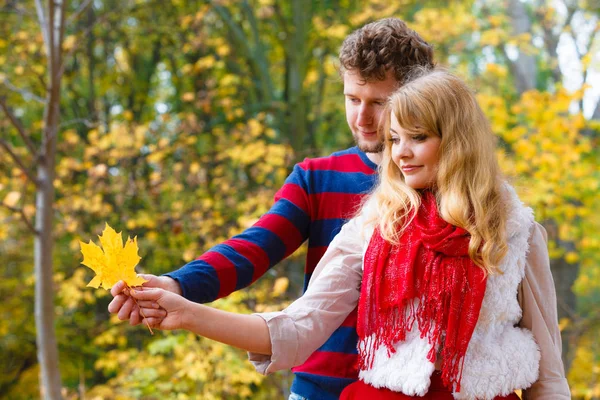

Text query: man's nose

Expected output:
[357,105,372,126]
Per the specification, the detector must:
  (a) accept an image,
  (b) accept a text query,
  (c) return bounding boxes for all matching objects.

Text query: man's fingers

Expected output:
[139,274,163,288]
[130,287,161,301]
[139,274,155,283]
[108,293,128,314]
[110,280,127,297]
[117,297,135,321]
[139,274,181,295]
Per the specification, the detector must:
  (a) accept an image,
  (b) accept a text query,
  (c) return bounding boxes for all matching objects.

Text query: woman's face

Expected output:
[389,115,441,189]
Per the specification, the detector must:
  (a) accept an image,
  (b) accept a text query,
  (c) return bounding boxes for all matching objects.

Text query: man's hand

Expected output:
[108,274,182,326]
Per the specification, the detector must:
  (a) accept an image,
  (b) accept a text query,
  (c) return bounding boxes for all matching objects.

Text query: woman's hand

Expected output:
[129,287,272,355]
[129,287,190,331]
[108,274,182,326]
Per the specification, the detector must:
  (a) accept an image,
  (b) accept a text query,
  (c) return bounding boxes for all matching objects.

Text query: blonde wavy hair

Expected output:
[369,68,508,274]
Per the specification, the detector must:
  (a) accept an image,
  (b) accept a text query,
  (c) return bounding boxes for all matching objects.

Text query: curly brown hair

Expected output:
[339,18,434,84]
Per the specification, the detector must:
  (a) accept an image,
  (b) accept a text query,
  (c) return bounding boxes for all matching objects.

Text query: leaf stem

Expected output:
[125,283,154,335]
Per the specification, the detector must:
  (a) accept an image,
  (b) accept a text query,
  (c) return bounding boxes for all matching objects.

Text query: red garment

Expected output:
[358,191,488,392]
[340,372,521,400]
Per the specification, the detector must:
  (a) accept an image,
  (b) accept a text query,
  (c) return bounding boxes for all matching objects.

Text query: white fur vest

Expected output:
[357,186,540,400]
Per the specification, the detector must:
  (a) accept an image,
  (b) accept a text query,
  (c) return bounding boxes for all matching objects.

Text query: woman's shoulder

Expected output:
[340,195,379,246]
[527,222,549,256]
[501,182,535,239]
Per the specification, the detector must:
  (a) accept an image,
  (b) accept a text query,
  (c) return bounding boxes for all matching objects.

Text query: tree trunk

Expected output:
[507,0,537,93]
[35,150,61,400]
[34,0,65,398]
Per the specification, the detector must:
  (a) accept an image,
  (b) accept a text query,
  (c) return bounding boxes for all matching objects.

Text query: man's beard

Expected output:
[354,132,384,153]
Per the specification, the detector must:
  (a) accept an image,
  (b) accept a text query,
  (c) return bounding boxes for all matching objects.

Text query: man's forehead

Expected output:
[342,69,397,82]
[343,69,399,96]
[343,90,389,101]
[343,82,397,99]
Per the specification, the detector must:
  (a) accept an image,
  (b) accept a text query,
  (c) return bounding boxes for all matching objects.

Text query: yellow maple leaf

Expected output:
[80,223,147,289]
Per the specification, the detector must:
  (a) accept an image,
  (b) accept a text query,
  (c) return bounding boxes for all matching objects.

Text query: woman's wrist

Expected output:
[181,301,206,333]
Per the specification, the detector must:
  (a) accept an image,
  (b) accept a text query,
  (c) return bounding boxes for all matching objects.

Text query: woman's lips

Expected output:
[401,165,423,173]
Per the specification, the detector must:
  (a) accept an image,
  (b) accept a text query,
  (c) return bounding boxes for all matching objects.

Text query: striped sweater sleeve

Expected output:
[164,162,312,303]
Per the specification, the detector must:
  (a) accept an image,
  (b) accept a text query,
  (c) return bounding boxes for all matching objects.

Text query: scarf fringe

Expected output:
[358,282,470,391]
[357,191,487,393]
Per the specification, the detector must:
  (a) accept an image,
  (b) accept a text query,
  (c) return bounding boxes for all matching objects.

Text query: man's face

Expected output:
[344,70,399,153]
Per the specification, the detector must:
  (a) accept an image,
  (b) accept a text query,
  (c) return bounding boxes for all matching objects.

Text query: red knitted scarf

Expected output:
[357,191,487,392]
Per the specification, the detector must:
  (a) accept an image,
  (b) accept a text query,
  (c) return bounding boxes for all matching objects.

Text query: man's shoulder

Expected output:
[297,146,375,174]
[279,146,378,198]
[308,146,360,161]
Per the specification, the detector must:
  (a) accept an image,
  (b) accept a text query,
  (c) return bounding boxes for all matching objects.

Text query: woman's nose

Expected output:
[396,141,412,158]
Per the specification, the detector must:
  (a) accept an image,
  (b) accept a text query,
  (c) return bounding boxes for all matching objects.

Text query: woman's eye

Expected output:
[389,137,400,144]
[412,135,427,142]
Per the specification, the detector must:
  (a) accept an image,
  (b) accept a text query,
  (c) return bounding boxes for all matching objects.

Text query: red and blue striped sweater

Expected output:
[166,146,378,399]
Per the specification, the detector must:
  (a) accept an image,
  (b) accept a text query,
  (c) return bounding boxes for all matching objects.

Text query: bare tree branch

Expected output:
[1,203,38,235]
[0,97,39,157]
[0,79,46,104]
[66,0,94,25]
[35,0,49,56]
[0,138,38,185]
[0,4,35,18]
[57,0,67,67]
[59,118,98,129]
[49,0,56,66]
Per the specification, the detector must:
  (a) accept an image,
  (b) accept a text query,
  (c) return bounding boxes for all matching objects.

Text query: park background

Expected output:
[1,0,599,399]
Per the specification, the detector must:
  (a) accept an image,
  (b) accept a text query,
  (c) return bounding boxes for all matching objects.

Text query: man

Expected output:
[109,18,434,399]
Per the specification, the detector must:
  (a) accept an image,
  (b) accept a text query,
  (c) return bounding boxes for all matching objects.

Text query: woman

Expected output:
[128,68,570,399]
